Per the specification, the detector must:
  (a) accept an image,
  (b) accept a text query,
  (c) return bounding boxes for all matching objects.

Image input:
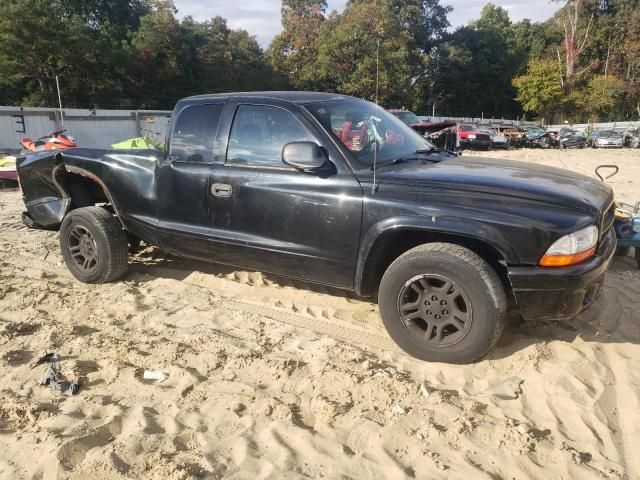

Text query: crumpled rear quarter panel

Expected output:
[17,148,160,230]
[17,151,70,227]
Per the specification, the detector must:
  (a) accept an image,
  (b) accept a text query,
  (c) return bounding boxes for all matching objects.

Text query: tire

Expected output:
[378,243,506,364]
[59,206,129,283]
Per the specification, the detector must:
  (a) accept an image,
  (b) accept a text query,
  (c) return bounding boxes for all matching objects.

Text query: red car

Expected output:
[457,124,491,150]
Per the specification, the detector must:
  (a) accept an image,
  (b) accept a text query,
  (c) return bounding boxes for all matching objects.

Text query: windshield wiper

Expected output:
[371,148,452,170]
[370,157,424,171]
[415,147,441,154]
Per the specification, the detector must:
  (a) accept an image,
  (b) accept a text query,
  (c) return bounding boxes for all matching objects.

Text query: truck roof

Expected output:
[182,91,350,104]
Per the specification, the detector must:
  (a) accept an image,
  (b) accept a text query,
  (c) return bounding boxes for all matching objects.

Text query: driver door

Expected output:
[207,101,363,288]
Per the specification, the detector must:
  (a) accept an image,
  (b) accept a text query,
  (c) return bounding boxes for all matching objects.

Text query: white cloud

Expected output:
[173,0,556,48]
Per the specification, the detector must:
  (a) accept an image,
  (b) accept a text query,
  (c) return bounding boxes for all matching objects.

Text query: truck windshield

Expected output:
[304,98,437,169]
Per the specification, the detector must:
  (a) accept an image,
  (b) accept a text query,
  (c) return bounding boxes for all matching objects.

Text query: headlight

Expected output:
[468,134,476,139]
[539,225,598,267]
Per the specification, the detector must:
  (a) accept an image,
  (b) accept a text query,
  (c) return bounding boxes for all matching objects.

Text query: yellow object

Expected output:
[614,207,631,221]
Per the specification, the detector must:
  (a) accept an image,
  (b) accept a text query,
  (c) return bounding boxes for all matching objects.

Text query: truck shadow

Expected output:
[489,256,640,360]
[127,245,363,300]
[128,246,640,358]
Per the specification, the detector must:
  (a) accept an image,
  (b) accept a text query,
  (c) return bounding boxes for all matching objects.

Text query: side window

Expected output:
[170,104,223,163]
[226,105,312,167]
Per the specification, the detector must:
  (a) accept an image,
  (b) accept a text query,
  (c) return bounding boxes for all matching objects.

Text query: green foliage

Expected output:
[425,4,530,118]
[579,74,625,121]
[513,59,564,120]
[311,2,412,104]
[267,0,328,90]
[0,0,639,120]
[0,0,281,108]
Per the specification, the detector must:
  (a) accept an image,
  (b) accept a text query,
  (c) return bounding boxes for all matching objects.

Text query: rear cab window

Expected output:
[170,104,223,163]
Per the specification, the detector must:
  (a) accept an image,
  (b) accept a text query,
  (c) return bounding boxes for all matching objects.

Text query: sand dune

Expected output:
[1,148,639,479]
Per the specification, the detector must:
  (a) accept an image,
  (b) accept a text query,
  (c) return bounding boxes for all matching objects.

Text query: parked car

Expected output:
[495,126,525,147]
[627,128,640,148]
[389,109,425,128]
[457,124,491,150]
[558,128,585,149]
[482,128,508,149]
[593,129,624,149]
[17,92,616,364]
[524,127,552,148]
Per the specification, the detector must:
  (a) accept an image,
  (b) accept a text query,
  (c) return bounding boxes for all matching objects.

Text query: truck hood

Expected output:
[365,156,613,214]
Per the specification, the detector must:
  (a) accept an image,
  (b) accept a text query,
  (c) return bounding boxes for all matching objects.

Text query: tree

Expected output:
[578,74,625,120]
[431,4,527,117]
[268,0,327,89]
[513,59,564,121]
[310,1,412,104]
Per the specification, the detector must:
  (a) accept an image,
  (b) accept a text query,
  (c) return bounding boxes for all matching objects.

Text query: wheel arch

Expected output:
[59,165,125,227]
[355,218,516,298]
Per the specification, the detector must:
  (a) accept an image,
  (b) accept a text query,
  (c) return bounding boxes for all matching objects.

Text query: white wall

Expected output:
[0,107,171,151]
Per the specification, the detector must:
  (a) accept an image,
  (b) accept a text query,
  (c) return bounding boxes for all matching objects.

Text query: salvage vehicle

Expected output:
[558,128,586,149]
[389,109,425,127]
[628,128,640,148]
[523,127,552,148]
[481,128,508,149]
[495,126,525,147]
[17,92,617,364]
[593,130,624,149]
[423,121,458,152]
[388,109,436,138]
[457,124,491,150]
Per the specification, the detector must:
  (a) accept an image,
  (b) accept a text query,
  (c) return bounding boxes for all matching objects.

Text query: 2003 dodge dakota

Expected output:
[17,92,616,363]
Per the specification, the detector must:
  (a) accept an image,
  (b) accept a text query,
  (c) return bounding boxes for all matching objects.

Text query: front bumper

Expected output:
[596,143,623,148]
[460,138,491,150]
[508,228,617,321]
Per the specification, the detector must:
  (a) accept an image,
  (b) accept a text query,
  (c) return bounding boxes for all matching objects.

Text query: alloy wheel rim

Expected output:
[67,225,99,274]
[397,274,473,347]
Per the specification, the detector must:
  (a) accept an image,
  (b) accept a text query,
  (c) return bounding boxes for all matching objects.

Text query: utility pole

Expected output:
[56,75,64,127]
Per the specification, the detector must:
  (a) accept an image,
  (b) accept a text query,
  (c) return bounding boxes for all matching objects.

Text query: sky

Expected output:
[173,0,557,47]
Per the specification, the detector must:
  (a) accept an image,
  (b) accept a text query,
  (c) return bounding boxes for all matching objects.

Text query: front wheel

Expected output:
[60,207,129,283]
[378,243,506,364]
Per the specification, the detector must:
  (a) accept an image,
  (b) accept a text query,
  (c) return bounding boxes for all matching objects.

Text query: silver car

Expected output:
[594,130,624,148]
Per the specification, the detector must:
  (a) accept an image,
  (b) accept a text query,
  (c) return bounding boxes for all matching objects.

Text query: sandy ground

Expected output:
[1,148,639,479]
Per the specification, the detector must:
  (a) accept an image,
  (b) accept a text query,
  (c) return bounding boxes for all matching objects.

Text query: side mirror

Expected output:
[282,142,331,173]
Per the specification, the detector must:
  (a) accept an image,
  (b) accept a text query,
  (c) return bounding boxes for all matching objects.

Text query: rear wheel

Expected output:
[378,243,506,364]
[60,207,128,283]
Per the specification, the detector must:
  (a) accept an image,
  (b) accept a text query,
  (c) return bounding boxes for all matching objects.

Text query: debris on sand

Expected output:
[39,353,80,396]
[143,370,168,382]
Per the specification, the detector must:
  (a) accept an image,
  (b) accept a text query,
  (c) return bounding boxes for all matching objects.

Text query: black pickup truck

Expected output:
[17,92,616,363]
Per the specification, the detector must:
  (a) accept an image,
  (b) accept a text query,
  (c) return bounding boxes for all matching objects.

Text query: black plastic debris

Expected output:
[31,352,57,369]
[38,352,80,396]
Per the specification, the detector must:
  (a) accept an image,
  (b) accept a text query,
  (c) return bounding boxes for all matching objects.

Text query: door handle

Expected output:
[211,183,232,198]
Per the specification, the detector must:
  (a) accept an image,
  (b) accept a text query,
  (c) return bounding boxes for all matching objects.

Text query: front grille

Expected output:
[475,134,491,142]
[600,199,615,241]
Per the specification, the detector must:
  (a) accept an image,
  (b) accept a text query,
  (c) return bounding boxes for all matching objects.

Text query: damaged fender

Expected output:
[17,148,161,231]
